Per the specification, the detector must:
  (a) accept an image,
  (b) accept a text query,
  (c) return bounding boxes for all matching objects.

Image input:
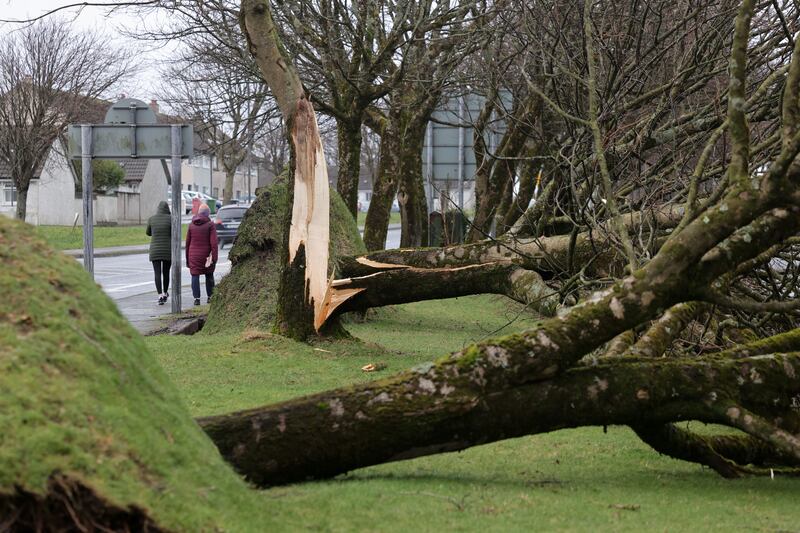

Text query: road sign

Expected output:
[68,98,193,313]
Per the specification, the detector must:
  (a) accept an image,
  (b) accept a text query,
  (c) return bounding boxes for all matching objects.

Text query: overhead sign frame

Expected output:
[68,98,193,313]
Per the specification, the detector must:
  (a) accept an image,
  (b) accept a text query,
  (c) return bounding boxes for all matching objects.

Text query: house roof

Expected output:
[0,158,47,180]
[115,158,150,181]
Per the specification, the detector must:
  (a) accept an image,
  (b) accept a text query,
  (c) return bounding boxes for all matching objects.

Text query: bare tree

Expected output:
[361,0,497,249]
[0,19,132,220]
[158,4,275,205]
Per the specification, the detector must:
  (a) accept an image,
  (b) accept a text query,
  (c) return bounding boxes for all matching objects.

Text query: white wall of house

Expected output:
[1,151,171,226]
[183,156,256,200]
[139,160,169,220]
[0,148,78,226]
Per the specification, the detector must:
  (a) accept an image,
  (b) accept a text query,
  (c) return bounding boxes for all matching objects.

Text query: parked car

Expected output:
[166,194,187,216]
[182,190,222,214]
[214,204,249,248]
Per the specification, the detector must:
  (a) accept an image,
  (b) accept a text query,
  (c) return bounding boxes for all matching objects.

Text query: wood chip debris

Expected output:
[609,504,640,511]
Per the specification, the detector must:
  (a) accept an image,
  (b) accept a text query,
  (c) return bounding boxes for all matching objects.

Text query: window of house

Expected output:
[236,190,241,199]
[187,184,192,191]
[213,187,219,197]
[202,186,208,194]
[1,181,17,205]
[366,192,372,201]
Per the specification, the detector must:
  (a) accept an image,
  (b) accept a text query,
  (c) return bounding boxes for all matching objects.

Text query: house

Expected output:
[0,148,172,226]
[1,97,268,225]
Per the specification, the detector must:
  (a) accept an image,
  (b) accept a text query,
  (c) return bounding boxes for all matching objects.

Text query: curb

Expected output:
[64,243,186,259]
[357,223,401,231]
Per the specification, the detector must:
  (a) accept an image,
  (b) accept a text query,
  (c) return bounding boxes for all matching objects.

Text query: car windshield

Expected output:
[219,208,247,220]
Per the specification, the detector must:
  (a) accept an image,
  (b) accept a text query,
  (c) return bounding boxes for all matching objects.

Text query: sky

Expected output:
[1,0,171,102]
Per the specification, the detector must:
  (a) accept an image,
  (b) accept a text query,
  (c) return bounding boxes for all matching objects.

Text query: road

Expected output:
[84,226,401,333]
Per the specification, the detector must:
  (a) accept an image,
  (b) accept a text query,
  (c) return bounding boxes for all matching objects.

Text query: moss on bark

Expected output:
[204,180,365,334]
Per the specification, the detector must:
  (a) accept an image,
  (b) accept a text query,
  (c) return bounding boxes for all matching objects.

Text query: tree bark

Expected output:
[363,115,398,251]
[467,94,540,242]
[397,121,428,247]
[336,116,363,218]
[14,185,28,221]
[223,167,236,205]
[199,353,800,486]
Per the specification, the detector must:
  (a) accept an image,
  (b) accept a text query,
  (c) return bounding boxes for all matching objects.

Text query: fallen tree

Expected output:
[7,1,800,528]
[216,0,800,486]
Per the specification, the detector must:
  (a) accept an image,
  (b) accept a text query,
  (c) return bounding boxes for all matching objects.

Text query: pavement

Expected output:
[75,247,232,334]
[67,224,402,334]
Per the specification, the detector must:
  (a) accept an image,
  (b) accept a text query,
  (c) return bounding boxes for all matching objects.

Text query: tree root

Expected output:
[0,475,166,533]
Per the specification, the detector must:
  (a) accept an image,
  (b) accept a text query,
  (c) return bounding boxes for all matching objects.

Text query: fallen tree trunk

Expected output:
[342,205,686,276]
[199,353,800,486]
[324,262,558,319]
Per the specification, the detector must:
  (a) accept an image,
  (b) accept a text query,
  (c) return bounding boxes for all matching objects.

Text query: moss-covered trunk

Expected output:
[397,125,428,247]
[363,118,400,251]
[336,116,363,218]
[326,262,556,318]
[199,354,800,486]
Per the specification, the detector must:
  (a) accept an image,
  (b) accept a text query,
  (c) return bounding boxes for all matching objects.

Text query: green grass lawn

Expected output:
[145,296,800,532]
[357,211,402,227]
[36,224,189,250]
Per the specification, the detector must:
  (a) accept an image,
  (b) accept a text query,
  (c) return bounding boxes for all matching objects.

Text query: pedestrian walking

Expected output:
[186,203,218,306]
[146,201,172,305]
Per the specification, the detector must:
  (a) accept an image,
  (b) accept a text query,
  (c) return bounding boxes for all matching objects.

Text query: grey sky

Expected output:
[1,0,169,101]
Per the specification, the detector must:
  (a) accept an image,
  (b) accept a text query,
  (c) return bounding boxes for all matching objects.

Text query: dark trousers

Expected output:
[191,273,215,299]
[152,260,171,294]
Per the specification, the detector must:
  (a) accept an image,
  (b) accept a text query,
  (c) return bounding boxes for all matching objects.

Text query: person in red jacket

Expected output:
[185,203,218,306]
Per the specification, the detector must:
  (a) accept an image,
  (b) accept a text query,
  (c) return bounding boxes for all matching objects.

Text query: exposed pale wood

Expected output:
[289,99,331,331]
[355,257,410,270]
[318,287,367,328]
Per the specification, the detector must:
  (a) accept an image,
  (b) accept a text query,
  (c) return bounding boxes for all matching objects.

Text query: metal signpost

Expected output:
[69,98,193,313]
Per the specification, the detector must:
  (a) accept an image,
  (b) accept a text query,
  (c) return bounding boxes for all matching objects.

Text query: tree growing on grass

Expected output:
[0,19,131,220]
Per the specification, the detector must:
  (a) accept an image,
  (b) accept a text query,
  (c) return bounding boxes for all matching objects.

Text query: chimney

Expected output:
[149,99,160,114]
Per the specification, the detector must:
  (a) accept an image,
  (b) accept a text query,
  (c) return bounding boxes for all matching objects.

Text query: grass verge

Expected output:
[36,224,188,251]
[357,211,402,227]
[145,295,800,532]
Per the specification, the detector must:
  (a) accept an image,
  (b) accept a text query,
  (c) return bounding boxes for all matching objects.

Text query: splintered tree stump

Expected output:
[274,97,333,340]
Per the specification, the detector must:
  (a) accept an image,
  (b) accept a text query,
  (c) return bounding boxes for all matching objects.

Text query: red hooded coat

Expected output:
[185,214,218,275]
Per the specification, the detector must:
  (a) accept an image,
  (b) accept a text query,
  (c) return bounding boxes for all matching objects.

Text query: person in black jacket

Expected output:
[146,201,173,305]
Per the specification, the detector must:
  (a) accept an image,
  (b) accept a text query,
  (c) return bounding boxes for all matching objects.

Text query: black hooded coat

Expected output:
[146,201,172,262]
